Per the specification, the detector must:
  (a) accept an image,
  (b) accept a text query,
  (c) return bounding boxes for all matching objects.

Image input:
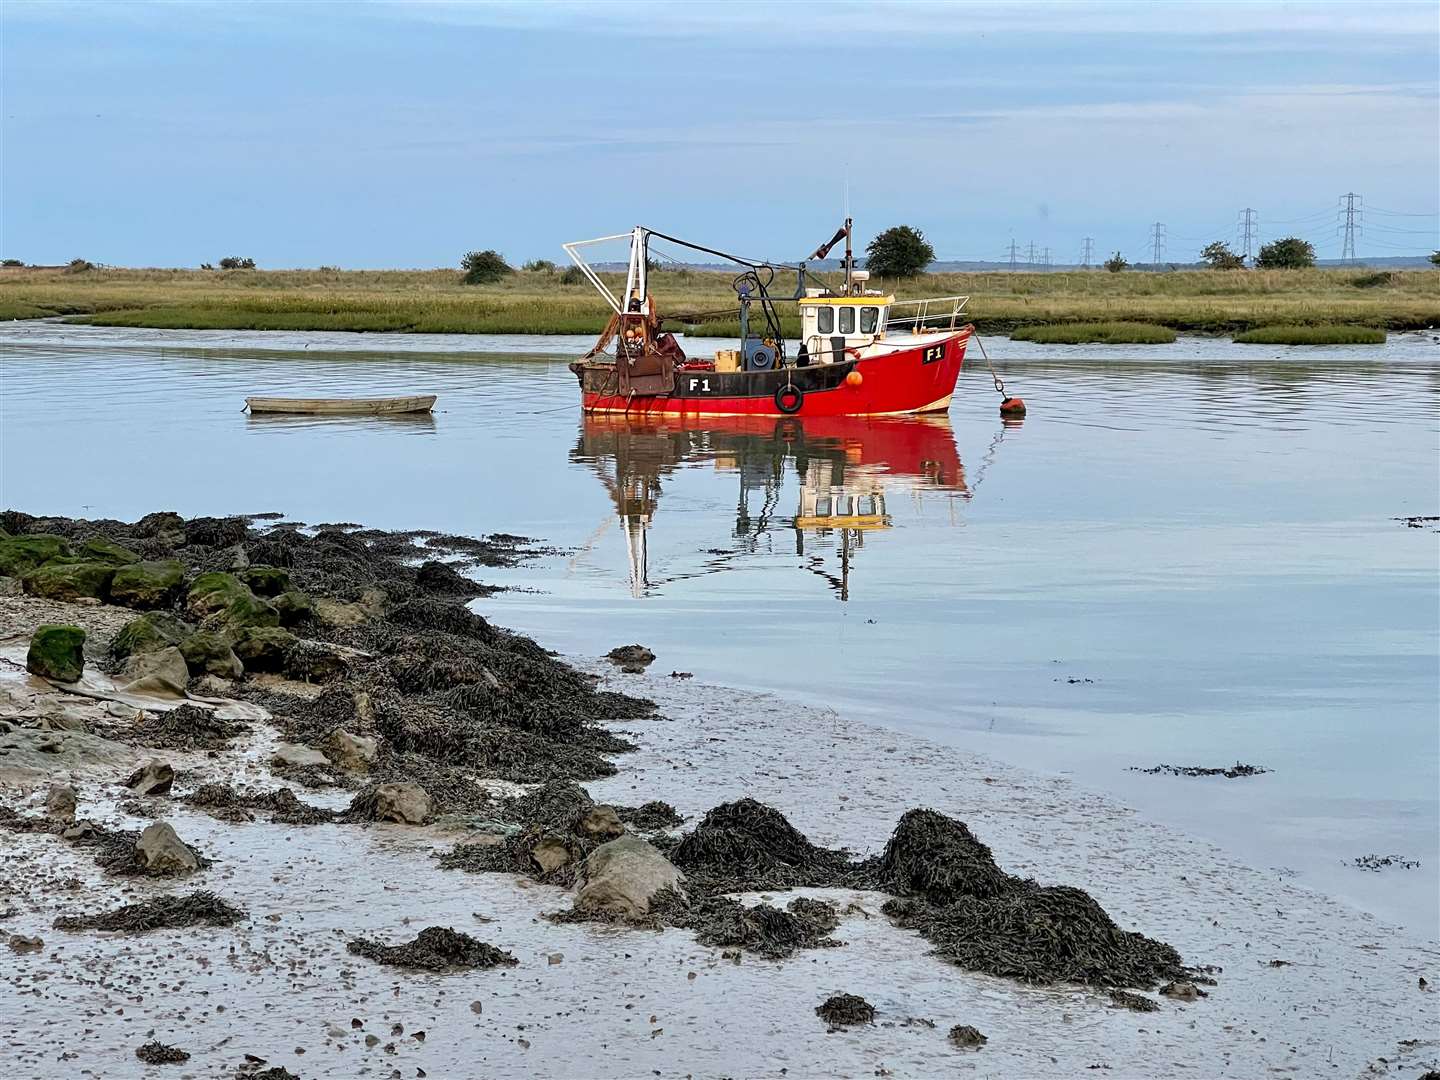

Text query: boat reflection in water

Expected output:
[571,414,969,599]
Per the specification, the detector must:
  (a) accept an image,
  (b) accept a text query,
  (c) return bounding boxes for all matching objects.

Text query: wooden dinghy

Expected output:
[244,394,436,416]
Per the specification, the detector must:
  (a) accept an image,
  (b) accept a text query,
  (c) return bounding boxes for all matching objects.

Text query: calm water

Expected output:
[3,322,1437,936]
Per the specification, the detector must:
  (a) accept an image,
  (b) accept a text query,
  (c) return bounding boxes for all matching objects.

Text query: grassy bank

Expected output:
[1,264,1435,337]
[1011,321,1177,345]
[1232,324,1388,345]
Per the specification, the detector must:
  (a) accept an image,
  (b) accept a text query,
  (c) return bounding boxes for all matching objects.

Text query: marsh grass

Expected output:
[1232,324,1387,345]
[1010,322,1177,345]
[1,265,1435,336]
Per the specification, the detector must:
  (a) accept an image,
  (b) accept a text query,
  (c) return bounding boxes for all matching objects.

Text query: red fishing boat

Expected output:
[564,222,974,418]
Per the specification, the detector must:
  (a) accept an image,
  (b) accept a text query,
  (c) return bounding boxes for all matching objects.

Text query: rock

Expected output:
[118,646,190,697]
[105,700,141,720]
[186,571,280,633]
[272,589,316,626]
[1159,981,1206,1002]
[135,821,199,873]
[7,934,44,953]
[579,805,625,841]
[108,559,185,608]
[20,561,116,601]
[314,588,386,628]
[78,536,141,566]
[531,835,577,875]
[573,835,684,918]
[133,510,185,545]
[0,575,20,597]
[606,644,656,667]
[232,626,297,671]
[325,729,378,771]
[110,612,194,660]
[285,639,351,682]
[271,743,329,769]
[948,1024,987,1049]
[26,624,86,682]
[45,782,78,821]
[125,758,175,795]
[239,565,291,596]
[0,534,71,576]
[62,822,96,840]
[372,782,431,825]
[178,631,243,679]
[40,706,90,732]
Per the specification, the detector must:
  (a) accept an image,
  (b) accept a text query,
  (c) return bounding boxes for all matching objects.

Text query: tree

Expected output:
[1103,252,1128,273]
[461,249,512,284]
[864,225,934,278]
[218,256,255,270]
[560,265,586,285]
[1430,250,1440,267]
[523,259,556,273]
[1200,241,1245,270]
[1255,237,1315,270]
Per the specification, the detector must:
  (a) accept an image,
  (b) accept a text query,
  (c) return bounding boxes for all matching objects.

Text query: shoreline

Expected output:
[0,512,1435,1078]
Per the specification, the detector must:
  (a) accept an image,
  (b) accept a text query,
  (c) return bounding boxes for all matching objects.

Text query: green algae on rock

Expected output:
[20,561,116,601]
[110,612,193,659]
[26,624,86,682]
[0,534,71,575]
[108,559,185,608]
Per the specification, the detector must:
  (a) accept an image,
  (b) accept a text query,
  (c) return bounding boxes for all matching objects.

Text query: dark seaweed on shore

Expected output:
[1131,762,1271,779]
[54,891,246,932]
[346,926,517,972]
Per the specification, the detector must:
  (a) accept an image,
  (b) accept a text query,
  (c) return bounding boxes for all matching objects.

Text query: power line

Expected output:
[1150,222,1166,266]
[1042,247,1052,272]
[1006,240,1019,271]
[1026,241,1037,269]
[1339,192,1362,264]
[1080,237,1094,268]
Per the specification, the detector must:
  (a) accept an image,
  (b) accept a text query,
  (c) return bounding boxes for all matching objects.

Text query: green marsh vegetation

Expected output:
[1232,325,1387,345]
[0,263,1435,337]
[1011,322,1178,345]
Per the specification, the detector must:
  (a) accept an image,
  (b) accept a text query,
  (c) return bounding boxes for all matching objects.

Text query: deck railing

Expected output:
[885,295,970,333]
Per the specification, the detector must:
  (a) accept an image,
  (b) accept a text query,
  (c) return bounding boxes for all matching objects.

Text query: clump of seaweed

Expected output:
[669,798,862,892]
[135,1041,190,1064]
[816,992,874,1028]
[948,1024,987,1048]
[54,891,246,932]
[651,890,842,960]
[346,926,517,972]
[130,703,249,752]
[1131,762,1270,779]
[877,808,1012,901]
[616,800,683,831]
[184,782,336,825]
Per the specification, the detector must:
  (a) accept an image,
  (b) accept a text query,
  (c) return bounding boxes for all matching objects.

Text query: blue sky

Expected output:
[3,1,1437,268]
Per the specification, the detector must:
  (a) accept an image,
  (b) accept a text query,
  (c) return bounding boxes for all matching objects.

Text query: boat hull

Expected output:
[244,395,437,415]
[577,330,969,417]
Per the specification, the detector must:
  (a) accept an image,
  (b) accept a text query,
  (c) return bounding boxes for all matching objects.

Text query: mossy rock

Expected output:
[111,612,194,660]
[26,624,86,682]
[78,537,142,566]
[109,559,185,608]
[272,589,316,626]
[178,631,244,678]
[20,561,116,601]
[0,534,72,576]
[239,565,291,597]
[216,591,281,635]
[232,626,297,672]
[185,572,249,618]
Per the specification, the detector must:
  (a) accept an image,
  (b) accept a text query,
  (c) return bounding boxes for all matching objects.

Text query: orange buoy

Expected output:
[1000,396,1026,416]
[845,370,863,388]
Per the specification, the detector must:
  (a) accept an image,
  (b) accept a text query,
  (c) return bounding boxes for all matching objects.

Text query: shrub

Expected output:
[522,259,557,273]
[1255,237,1315,269]
[218,257,256,270]
[1430,251,1440,267]
[864,225,934,278]
[1200,241,1245,270]
[460,249,512,285]
[1,258,23,267]
[560,265,586,286]
[1103,252,1128,273]
[63,258,95,273]
[200,262,215,270]
[1233,324,1384,345]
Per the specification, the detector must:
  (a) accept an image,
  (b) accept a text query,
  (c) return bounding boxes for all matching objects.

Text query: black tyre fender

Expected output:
[774,384,803,414]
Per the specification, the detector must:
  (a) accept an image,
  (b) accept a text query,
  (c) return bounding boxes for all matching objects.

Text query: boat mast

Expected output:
[843,217,853,296]
[621,226,650,315]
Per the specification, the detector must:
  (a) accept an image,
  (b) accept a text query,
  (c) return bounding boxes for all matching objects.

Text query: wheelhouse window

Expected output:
[856,495,876,515]
[815,497,832,516]
[816,306,834,334]
[835,495,853,516]
[860,306,879,334]
[839,307,855,334]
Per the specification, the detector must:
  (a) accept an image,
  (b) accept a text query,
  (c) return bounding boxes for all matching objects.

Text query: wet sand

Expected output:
[2,584,1436,1079]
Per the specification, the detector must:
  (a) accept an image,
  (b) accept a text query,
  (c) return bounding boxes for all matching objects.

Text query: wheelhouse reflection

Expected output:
[572,414,968,600]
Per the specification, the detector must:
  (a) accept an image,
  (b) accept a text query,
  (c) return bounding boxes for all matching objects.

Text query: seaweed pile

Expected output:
[1131,762,1271,779]
[135,1041,190,1064]
[184,782,336,825]
[3,509,656,809]
[0,809,206,877]
[667,798,867,892]
[346,926,517,972]
[54,891,246,932]
[650,890,843,960]
[816,993,875,1028]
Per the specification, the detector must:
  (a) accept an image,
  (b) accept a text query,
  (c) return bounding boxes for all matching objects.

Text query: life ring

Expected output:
[774,384,804,414]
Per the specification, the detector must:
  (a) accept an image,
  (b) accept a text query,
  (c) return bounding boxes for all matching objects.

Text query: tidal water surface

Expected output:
[2,322,1437,936]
